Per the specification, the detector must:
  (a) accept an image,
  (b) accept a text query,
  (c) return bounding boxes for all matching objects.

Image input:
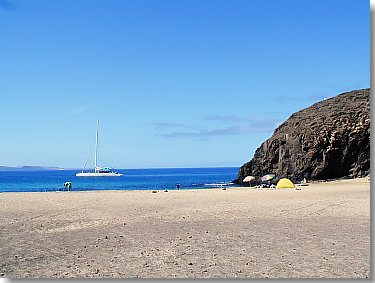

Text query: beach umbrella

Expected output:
[261,174,275,182]
[276,178,295,189]
[243,176,255,182]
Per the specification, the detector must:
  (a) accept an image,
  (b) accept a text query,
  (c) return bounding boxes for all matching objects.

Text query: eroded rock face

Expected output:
[236,88,370,183]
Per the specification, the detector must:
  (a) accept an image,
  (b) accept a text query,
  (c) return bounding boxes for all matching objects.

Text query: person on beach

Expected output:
[176,183,180,190]
[63,182,72,191]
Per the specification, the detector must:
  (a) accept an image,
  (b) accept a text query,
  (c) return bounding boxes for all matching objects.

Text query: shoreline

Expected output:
[0,186,234,194]
[0,177,370,278]
[0,176,369,194]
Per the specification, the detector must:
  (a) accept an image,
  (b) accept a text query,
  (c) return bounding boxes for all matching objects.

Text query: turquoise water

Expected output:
[0,167,239,192]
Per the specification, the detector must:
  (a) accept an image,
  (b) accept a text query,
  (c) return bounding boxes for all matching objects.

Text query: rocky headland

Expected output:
[236,88,370,184]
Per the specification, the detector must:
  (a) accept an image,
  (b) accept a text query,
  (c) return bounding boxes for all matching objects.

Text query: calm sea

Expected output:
[0,167,239,192]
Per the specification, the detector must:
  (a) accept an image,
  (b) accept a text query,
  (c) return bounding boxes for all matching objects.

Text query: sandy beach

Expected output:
[0,177,370,278]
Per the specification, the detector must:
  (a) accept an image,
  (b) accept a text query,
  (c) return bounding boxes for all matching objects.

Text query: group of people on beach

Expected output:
[60,182,72,191]
[255,180,276,189]
[253,178,308,189]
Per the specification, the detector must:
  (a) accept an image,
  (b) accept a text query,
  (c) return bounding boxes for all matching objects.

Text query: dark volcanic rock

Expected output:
[236,88,370,183]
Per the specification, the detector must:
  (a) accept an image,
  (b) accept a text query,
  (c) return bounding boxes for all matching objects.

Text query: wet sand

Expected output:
[0,177,370,278]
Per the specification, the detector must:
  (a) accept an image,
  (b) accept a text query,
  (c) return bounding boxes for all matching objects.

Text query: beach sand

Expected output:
[0,177,370,278]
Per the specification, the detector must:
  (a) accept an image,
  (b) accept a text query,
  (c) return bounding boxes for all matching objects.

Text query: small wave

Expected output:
[204,182,234,187]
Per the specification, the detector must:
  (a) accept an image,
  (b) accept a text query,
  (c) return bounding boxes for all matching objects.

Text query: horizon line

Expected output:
[0,165,240,170]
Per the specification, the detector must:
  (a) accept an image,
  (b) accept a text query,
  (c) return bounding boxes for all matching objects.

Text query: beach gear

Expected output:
[243,176,255,182]
[276,178,295,189]
[261,174,275,182]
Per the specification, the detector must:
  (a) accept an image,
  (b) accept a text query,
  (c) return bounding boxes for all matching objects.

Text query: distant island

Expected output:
[0,166,65,171]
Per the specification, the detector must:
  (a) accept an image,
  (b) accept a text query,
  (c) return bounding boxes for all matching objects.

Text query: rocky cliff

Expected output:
[236,88,370,183]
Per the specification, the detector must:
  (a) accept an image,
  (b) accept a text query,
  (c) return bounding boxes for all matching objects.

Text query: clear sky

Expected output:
[0,0,370,169]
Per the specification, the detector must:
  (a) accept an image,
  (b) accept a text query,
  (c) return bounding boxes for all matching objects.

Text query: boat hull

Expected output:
[76,172,123,177]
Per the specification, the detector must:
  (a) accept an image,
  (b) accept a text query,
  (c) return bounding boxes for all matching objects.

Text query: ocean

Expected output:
[0,167,239,192]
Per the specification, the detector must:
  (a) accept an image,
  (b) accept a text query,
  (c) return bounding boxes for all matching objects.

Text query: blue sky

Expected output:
[0,0,370,169]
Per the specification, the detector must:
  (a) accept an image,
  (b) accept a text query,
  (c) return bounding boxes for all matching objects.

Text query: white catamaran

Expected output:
[76,121,123,177]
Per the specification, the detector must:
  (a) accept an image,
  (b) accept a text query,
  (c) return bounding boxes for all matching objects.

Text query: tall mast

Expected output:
[95,120,99,169]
